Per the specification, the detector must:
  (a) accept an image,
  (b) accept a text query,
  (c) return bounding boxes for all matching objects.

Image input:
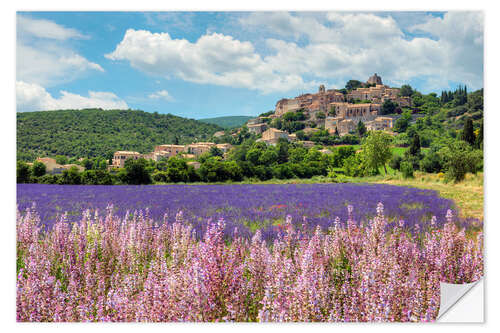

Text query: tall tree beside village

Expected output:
[461,118,476,146]
[357,120,367,137]
[409,133,421,156]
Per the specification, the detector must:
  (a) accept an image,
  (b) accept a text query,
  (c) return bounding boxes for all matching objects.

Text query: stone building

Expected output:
[112,151,142,168]
[247,122,268,135]
[367,73,383,85]
[261,128,291,145]
[365,117,394,131]
[215,143,233,154]
[154,144,185,156]
[275,85,345,116]
[329,102,381,120]
[185,142,216,156]
[347,78,411,108]
[324,117,357,136]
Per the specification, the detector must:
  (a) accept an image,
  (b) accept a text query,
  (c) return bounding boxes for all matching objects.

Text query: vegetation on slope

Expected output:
[198,116,254,128]
[17,109,223,161]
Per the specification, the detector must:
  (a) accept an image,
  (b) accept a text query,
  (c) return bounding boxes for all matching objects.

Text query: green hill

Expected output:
[17,109,223,161]
[198,116,254,128]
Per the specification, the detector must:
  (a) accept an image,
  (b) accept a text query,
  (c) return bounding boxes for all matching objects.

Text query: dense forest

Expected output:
[17,109,223,161]
[198,116,255,128]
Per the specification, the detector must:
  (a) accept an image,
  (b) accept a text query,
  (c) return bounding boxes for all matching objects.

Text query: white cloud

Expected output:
[240,11,483,92]
[17,15,88,40]
[148,90,174,101]
[16,81,128,112]
[105,29,314,94]
[17,15,103,87]
[106,12,483,95]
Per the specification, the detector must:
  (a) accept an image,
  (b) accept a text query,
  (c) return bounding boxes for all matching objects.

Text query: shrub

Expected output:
[400,161,414,179]
[420,151,443,173]
[389,155,402,171]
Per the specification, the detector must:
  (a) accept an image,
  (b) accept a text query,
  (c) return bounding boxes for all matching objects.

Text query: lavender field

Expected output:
[16,183,483,322]
[16,183,472,240]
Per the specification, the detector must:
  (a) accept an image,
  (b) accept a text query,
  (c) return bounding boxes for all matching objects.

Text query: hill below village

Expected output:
[198,116,254,128]
[17,109,223,161]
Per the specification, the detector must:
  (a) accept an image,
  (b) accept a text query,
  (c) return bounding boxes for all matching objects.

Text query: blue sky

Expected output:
[16,11,484,119]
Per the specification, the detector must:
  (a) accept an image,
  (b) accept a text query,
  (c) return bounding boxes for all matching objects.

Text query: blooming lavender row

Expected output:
[17,204,483,322]
[17,183,477,240]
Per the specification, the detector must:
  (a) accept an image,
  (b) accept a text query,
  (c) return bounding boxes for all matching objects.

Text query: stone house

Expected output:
[261,128,291,145]
[365,117,394,131]
[324,117,356,136]
[112,151,142,168]
[247,122,268,135]
[215,143,233,154]
[185,142,216,156]
[329,102,380,121]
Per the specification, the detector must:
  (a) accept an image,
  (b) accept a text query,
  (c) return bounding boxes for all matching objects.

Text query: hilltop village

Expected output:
[248,73,411,142]
[108,74,411,167]
[28,74,414,174]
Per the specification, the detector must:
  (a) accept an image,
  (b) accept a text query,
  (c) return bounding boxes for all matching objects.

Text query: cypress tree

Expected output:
[409,133,421,156]
[461,118,475,146]
[357,120,367,137]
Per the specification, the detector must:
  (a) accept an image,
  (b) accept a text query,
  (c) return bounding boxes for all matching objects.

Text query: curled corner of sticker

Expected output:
[437,278,483,322]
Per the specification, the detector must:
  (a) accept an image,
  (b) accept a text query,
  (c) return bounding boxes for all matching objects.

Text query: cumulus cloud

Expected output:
[105,29,314,94]
[17,15,103,87]
[16,81,128,112]
[105,12,483,94]
[148,90,174,101]
[244,12,483,91]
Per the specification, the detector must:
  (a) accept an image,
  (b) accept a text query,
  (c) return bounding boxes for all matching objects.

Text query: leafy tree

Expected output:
[316,111,326,119]
[399,84,413,97]
[245,148,262,165]
[439,141,482,182]
[223,161,243,181]
[389,155,402,171]
[288,146,307,163]
[381,100,397,115]
[123,158,152,185]
[209,146,224,158]
[400,161,414,179]
[330,146,356,168]
[60,166,82,185]
[361,131,393,175]
[55,155,69,165]
[277,141,289,164]
[259,148,278,165]
[345,80,363,91]
[81,169,114,185]
[342,154,365,177]
[461,118,475,146]
[393,112,411,133]
[357,120,367,137]
[420,151,443,173]
[166,157,189,183]
[32,161,46,177]
[17,161,31,183]
[270,118,282,129]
